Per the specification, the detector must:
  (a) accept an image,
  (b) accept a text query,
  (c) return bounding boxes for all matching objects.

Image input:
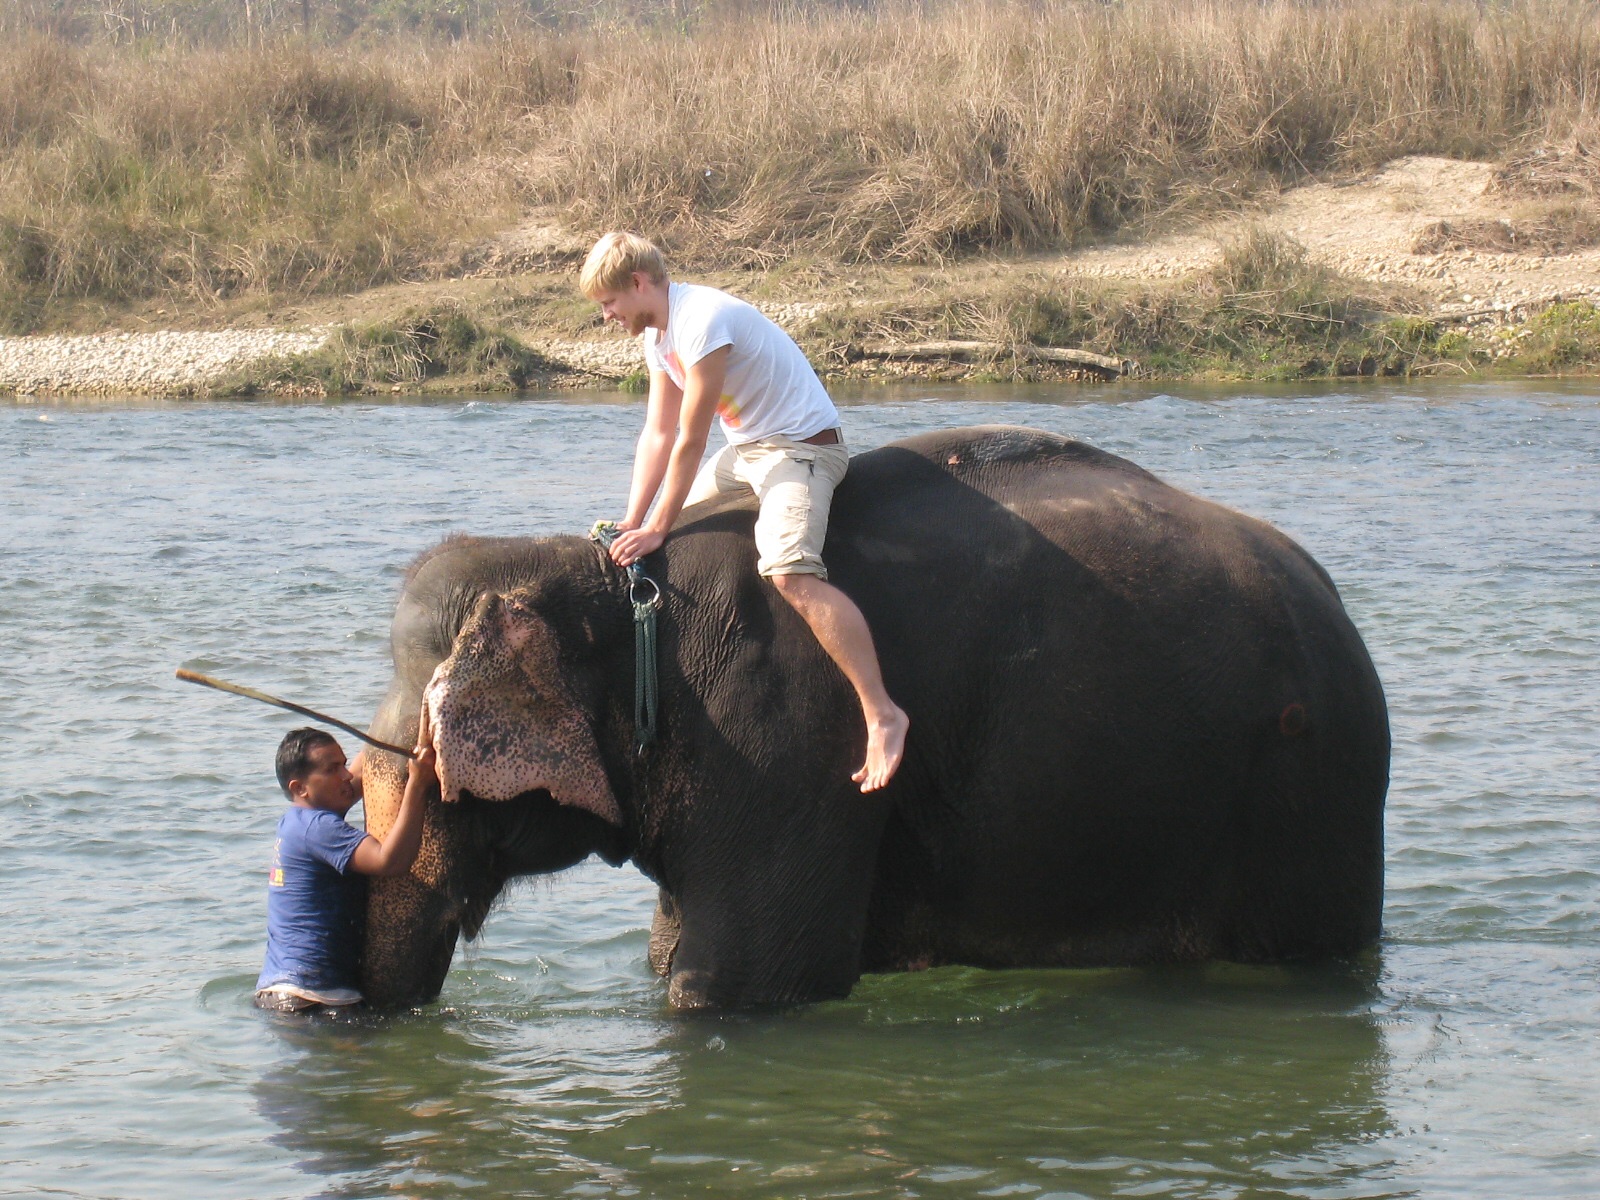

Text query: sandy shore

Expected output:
[1069,157,1600,316]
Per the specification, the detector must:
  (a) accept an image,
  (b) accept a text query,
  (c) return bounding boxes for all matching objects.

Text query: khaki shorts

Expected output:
[686,433,850,577]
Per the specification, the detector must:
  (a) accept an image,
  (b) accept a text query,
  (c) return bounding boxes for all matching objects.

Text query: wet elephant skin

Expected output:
[356,426,1389,1010]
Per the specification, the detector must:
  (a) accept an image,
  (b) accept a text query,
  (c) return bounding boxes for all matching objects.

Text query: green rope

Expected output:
[589,521,662,752]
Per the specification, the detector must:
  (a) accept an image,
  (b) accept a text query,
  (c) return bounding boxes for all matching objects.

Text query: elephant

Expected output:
[355,425,1388,1010]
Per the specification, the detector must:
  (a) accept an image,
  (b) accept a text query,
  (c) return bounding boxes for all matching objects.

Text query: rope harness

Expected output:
[588,521,662,753]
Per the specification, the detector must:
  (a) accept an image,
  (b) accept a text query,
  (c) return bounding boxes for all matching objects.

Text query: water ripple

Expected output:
[2,383,1597,1198]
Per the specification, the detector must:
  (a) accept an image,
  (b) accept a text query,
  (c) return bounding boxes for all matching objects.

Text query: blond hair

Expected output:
[579,232,668,297]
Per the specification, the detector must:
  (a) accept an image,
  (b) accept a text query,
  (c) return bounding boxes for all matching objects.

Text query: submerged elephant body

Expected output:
[358,426,1388,1009]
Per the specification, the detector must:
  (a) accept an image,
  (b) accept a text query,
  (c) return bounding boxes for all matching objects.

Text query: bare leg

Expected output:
[770,573,909,792]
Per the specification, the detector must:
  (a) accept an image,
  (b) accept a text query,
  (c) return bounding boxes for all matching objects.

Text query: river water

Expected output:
[2,381,1596,1199]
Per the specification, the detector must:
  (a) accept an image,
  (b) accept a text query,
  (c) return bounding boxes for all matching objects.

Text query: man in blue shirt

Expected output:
[255,707,436,1013]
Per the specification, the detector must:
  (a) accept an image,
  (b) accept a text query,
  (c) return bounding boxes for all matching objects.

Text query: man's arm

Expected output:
[619,369,683,530]
[349,705,437,878]
[610,345,729,567]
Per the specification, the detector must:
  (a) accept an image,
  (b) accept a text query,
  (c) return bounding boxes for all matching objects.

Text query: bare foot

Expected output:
[852,704,909,792]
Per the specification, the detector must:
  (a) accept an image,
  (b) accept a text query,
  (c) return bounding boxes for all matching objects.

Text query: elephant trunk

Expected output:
[363,874,460,1007]
[356,720,467,1008]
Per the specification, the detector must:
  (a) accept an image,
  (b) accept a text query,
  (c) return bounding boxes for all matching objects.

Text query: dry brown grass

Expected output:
[4,0,1600,330]
[534,0,1600,261]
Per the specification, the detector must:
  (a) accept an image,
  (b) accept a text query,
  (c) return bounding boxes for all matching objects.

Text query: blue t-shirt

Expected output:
[256,806,369,992]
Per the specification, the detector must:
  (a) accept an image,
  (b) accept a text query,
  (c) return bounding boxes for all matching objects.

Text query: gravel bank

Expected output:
[0,329,328,397]
[0,315,803,394]
[524,337,644,380]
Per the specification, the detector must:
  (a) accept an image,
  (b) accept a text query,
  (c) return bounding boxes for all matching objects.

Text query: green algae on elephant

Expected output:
[355,426,1389,1010]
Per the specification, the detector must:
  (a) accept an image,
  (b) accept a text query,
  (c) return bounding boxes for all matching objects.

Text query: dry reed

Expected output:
[3,0,1600,329]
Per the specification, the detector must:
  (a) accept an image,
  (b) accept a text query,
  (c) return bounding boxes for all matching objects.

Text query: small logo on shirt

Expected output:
[717,393,743,427]
[269,868,285,887]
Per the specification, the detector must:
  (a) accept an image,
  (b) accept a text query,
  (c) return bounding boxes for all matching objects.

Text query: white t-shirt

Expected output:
[641,282,839,445]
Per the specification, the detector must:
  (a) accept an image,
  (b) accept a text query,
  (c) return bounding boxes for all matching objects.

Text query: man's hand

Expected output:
[609,527,666,567]
[348,750,366,799]
[410,703,438,788]
[350,702,436,876]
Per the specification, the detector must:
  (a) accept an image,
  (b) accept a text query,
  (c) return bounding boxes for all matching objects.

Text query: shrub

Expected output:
[1513,300,1600,371]
[222,303,553,394]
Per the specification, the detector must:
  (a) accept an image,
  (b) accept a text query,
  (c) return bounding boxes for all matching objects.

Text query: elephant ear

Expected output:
[425,590,622,826]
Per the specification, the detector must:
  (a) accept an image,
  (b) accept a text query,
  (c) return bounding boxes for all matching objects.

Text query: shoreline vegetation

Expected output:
[3,0,1600,395]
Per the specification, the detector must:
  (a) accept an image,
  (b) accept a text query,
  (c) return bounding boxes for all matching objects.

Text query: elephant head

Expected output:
[357,541,635,1008]
[354,519,868,1011]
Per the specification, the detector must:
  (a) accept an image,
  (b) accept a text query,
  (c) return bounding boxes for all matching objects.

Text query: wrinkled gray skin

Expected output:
[358,427,1389,1010]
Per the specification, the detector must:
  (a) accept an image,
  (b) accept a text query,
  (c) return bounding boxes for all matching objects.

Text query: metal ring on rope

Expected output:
[629,575,662,610]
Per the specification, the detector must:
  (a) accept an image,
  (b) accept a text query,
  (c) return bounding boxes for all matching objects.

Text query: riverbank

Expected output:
[4,154,1599,398]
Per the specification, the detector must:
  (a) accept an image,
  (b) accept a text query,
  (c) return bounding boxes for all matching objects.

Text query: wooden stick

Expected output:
[174,669,416,759]
[858,340,1132,376]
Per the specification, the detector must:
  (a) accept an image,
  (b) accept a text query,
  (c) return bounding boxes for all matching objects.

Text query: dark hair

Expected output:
[276,727,339,798]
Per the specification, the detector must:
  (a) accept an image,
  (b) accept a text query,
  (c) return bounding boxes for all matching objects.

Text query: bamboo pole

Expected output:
[175,668,416,758]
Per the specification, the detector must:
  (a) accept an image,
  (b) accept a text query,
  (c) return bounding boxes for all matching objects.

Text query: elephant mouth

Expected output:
[455,785,627,884]
[458,785,558,850]
[457,784,555,806]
